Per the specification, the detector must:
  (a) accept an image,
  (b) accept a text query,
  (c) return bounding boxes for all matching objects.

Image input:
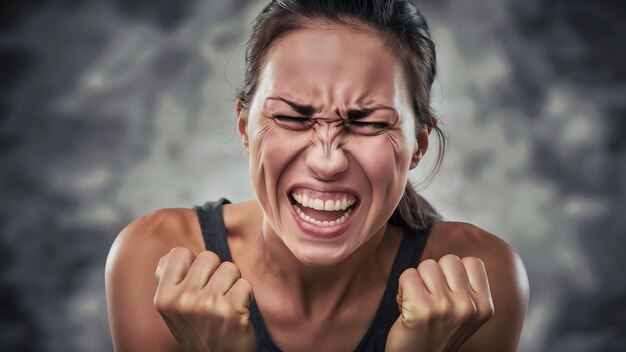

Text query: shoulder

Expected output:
[426,221,529,351]
[106,206,205,294]
[114,207,202,251]
[426,221,525,277]
[425,221,528,305]
[105,207,203,351]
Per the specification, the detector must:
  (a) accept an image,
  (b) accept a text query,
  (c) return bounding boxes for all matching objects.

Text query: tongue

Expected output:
[299,205,346,221]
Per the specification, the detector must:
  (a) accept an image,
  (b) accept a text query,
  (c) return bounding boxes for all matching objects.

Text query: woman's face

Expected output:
[239,24,422,266]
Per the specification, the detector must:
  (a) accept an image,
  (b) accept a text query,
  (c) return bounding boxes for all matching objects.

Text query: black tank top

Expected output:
[194,198,432,352]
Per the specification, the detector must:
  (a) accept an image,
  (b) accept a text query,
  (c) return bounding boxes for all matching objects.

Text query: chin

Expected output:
[289,244,351,267]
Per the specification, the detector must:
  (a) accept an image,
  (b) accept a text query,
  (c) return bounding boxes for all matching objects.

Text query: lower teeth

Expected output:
[293,205,352,227]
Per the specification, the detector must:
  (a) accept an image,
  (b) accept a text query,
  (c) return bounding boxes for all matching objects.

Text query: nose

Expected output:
[305,140,349,181]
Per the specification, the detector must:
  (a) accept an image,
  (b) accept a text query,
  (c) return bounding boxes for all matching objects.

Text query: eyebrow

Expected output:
[266,96,315,116]
[266,96,397,120]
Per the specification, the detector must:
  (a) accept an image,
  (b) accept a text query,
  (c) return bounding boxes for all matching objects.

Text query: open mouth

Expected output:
[288,189,359,228]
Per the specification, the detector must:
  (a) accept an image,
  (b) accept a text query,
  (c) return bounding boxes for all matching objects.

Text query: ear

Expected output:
[236,99,249,153]
[409,115,436,170]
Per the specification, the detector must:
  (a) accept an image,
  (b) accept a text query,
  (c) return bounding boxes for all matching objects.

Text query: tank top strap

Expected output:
[193,198,280,351]
[193,198,233,262]
[192,199,434,351]
[353,224,433,351]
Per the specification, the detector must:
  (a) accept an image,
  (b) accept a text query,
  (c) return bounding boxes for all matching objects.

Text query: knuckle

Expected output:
[205,297,232,318]
[174,291,198,314]
[433,297,452,319]
[237,277,253,291]
[202,294,218,310]
[196,251,221,266]
[230,313,251,329]
[157,254,168,267]
[417,259,439,276]
[462,256,485,268]
[418,259,438,270]
[171,246,194,259]
[196,250,219,260]
[399,268,418,284]
[219,261,241,277]
[235,278,255,300]
[455,296,477,321]
[488,300,495,316]
[153,294,171,312]
[438,254,461,266]
[480,300,496,321]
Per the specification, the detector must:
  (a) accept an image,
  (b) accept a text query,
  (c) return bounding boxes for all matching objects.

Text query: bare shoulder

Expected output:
[105,207,203,351]
[113,207,203,252]
[426,221,526,277]
[427,221,530,352]
[425,221,508,256]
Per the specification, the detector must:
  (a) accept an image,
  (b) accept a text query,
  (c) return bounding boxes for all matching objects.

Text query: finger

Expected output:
[396,268,432,330]
[417,259,449,294]
[462,257,494,323]
[225,278,254,328]
[205,261,241,295]
[225,278,254,322]
[438,254,471,293]
[181,251,221,289]
[155,253,170,283]
[461,257,490,294]
[158,247,195,288]
[397,268,428,303]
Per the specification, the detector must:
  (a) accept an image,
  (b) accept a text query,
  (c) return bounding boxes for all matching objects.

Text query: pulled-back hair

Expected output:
[237,0,447,232]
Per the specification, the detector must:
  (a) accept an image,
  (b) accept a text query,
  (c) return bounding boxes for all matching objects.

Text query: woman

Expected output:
[106,1,529,351]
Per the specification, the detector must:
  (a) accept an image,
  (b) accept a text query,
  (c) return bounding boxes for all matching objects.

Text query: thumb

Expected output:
[226,278,255,324]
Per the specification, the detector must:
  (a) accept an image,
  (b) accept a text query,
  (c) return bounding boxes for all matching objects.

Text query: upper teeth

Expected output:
[292,192,356,211]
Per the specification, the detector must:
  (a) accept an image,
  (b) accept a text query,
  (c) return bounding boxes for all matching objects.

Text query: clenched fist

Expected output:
[386,254,495,352]
[154,247,256,352]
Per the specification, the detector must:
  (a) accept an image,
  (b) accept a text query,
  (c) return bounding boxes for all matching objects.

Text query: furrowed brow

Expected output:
[347,105,397,120]
[266,96,315,116]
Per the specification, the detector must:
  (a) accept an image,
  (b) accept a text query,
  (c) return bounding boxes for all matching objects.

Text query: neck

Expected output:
[250,216,400,317]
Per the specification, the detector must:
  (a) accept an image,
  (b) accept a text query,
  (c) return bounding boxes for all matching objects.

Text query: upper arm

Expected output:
[105,209,196,351]
[458,225,529,352]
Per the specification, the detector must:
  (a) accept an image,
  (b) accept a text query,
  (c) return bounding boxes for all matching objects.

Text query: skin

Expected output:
[241,25,418,270]
[106,23,528,351]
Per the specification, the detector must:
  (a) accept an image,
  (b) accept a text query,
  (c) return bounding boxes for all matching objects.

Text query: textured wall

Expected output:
[1,1,624,351]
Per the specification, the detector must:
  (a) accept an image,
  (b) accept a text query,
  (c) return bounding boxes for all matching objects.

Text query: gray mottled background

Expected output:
[1,0,624,351]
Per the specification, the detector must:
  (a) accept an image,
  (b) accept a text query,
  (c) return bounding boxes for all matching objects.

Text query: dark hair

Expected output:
[237,0,447,232]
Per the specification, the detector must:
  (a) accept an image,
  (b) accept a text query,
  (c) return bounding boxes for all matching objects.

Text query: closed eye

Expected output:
[273,115,316,130]
[348,121,390,135]
[351,121,388,128]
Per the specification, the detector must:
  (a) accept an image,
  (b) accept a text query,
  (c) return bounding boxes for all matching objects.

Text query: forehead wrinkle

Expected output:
[263,78,403,123]
[264,87,403,126]
[267,88,335,116]
[263,93,340,121]
[266,29,399,104]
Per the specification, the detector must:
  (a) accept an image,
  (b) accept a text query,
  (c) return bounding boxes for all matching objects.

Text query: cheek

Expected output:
[343,132,411,239]
[347,131,411,188]
[250,123,308,172]
[248,123,309,212]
